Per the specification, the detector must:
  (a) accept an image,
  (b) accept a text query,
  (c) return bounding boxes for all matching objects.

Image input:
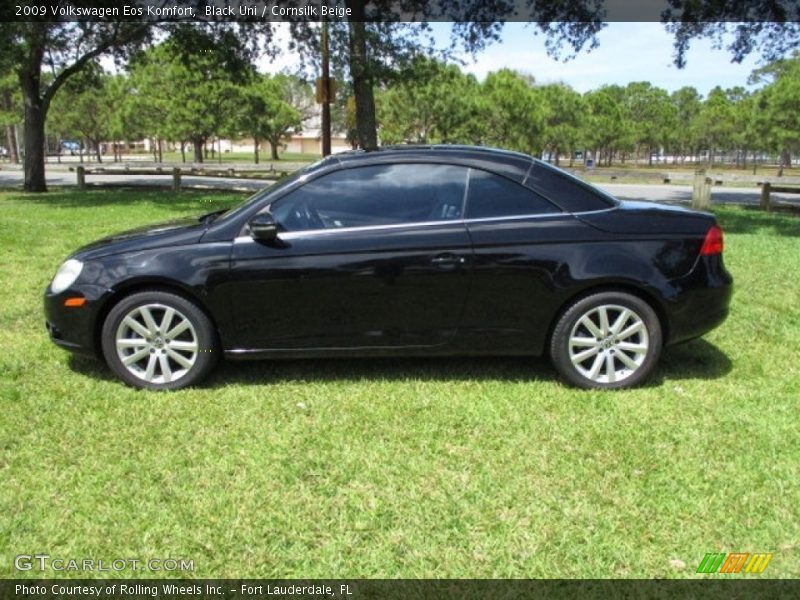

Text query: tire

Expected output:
[101,290,218,390]
[549,291,662,390]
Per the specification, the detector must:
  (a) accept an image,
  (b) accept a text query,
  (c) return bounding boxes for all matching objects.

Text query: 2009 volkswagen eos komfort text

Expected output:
[44,145,732,390]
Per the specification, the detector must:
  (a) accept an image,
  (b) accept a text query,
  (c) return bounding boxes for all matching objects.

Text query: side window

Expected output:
[270,164,468,231]
[526,162,616,213]
[465,169,560,220]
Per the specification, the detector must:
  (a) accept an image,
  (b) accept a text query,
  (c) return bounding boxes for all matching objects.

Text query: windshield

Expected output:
[211,156,337,223]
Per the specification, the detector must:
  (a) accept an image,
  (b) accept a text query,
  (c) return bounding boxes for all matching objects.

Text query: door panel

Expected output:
[460,215,590,353]
[225,222,473,350]
[457,167,591,354]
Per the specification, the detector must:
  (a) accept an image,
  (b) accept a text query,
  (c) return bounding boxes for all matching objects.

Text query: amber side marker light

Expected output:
[64,297,87,307]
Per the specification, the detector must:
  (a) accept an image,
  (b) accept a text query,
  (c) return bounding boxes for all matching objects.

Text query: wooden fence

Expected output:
[72,164,293,192]
[73,163,800,211]
[567,167,800,211]
[691,170,800,211]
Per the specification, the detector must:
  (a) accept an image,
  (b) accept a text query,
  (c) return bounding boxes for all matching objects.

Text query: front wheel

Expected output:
[549,291,662,389]
[101,291,218,390]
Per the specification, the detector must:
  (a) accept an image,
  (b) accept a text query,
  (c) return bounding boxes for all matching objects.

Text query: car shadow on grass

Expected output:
[204,338,731,388]
[67,338,731,389]
[205,355,557,386]
[67,354,118,383]
[647,338,733,387]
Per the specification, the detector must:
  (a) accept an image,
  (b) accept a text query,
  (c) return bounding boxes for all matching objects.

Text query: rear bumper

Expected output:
[666,255,733,345]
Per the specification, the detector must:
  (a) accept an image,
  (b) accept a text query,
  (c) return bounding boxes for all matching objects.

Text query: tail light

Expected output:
[700,224,724,256]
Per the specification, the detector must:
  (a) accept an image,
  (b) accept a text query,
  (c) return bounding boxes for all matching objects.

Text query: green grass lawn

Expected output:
[1,189,798,579]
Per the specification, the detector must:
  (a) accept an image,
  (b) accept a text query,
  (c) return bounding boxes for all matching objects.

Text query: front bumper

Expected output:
[44,284,112,356]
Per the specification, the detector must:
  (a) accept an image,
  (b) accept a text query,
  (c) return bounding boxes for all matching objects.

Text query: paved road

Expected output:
[0,170,270,193]
[2,168,799,207]
[598,183,800,207]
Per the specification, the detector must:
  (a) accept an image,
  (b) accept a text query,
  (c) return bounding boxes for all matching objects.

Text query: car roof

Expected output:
[330,144,535,183]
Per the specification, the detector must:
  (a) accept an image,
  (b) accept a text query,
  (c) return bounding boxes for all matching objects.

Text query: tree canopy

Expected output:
[0,20,151,190]
[4,9,800,192]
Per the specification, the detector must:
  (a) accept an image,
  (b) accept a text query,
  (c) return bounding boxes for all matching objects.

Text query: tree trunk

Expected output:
[5,124,18,163]
[94,141,102,163]
[193,138,204,163]
[347,3,378,150]
[21,86,48,192]
[254,136,260,164]
[18,42,50,191]
[554,146,560,166]
[180,141,186,163]
[3,87,20,164]
[752,150,757,175]
[778,149,790,177]
[157,138,162,163]
[269,138,279,160]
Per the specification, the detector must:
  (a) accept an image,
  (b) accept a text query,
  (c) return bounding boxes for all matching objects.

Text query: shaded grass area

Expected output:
[0,189,798,579]
[713,205,800,238]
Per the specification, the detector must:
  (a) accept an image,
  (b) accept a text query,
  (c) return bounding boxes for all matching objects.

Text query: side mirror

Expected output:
[249,212,279,242]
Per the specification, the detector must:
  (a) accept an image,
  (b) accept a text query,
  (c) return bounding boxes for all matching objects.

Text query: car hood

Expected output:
[71,216,209,261]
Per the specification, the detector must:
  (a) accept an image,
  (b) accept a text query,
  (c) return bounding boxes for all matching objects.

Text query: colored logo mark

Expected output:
[697,552,773,574]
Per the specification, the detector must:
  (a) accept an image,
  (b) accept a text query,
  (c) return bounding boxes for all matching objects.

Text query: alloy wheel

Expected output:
[114,303,199,384]
[567,304,650,384]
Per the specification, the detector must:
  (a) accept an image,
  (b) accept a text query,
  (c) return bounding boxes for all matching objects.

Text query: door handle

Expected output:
[431,254,466,267]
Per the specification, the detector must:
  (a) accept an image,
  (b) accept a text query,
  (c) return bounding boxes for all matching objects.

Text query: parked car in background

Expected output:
[60,140,80,155]
[45,145,732,390]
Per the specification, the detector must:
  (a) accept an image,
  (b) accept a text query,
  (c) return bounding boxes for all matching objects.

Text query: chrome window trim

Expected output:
[235,218,460,242]
[569,206,618,216]
[233,207,620,244]
[463,213,564,225]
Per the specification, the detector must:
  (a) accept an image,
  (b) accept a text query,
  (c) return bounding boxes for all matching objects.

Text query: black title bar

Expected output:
[2,0,799,23]
[2,579,799,600]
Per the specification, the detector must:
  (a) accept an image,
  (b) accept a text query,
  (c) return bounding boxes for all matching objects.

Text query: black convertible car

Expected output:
[45,145,732,390]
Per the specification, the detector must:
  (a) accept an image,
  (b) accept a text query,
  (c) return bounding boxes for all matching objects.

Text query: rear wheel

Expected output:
[101,291,218,390]
[550,291,662,389]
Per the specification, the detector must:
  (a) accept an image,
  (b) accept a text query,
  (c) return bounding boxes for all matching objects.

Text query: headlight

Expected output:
[50,259,84,294]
